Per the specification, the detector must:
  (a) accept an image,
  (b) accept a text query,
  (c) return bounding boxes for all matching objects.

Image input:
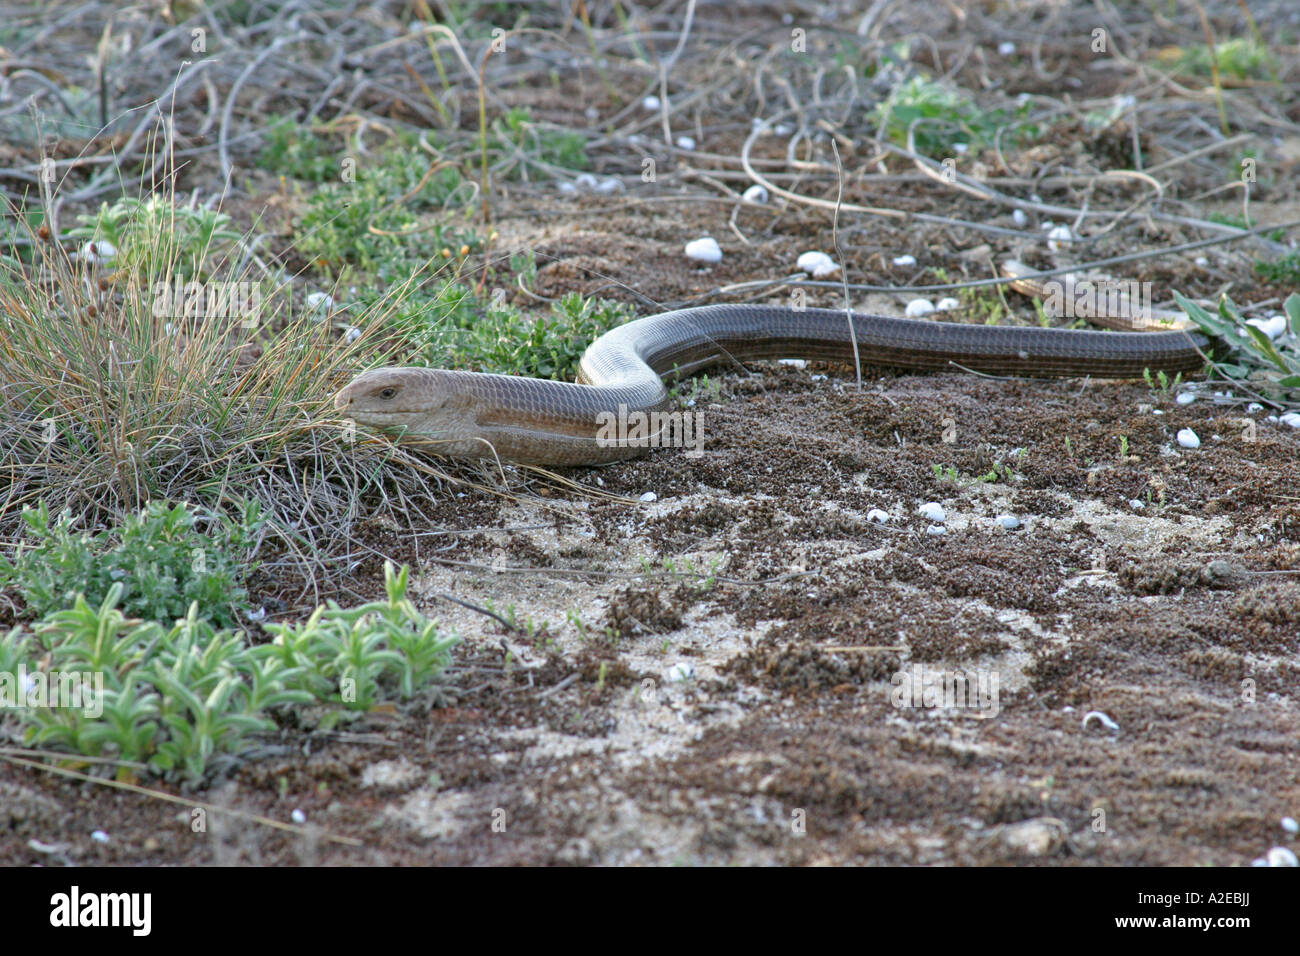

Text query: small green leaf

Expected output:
[1243,324,1293,373]
[1285,293,1300,337]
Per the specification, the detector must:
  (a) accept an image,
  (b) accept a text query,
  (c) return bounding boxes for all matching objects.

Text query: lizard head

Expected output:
[334,367,483,447]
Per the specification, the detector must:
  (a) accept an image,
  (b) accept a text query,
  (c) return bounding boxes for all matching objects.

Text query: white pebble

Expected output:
[639,492,657,503]
[918,502,946,522]
[998,41,1016,56]
[343,326,361,343]
[1281,817,1298,834]
[1246,315,1287,340]
[926,525,947,536]
[291,809,306,824]
[684,237,722,264]
[742,184,768,204]
[575,173,598,190]
[1267,846,1299,867]
[892,254,917,266]
[1194,256,1208,267]
[594,177,624,194]
[1046,225,1073,251]
[557,181,577,194]
[867,509,890,523]
[1081,710,1120,732]
[952,142,969,154]
[1129,499,1144,510]
[996,515,1021,529]
[82,240,116,263]
[90,830,110,843]
[305,292,334,319]
[642,95,660,111]
[935,297,961,311]
[1176,428,1200,449]
[1012,209,1028,227]
[1247,403,1264,413]
[1175,391,1196,405]
[777,359,806,369]
[675,135,696,151]
[796,250,838,278]
[905,299,935,317]
[1280,412,1300,429]
[665,662,694,682]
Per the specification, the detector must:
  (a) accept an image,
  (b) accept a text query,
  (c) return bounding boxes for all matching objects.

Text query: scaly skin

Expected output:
[334,304,1207,466]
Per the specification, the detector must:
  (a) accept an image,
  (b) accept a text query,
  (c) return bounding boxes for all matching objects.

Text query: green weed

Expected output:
[0,500,262,629]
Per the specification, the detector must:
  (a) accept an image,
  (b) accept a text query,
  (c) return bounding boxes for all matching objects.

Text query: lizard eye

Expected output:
[378,387,397,400]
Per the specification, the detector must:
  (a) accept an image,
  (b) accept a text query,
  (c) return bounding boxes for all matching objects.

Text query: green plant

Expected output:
[870,74,1038,156]
[1173,291,1300,401]
[294,140,472,276]
[257,115,343,183]
[3,584,306,780]
[0,562,454,782]
[421,289,634,380]
[259,562,457,710]
[566,608,589,641]
[1142,368,1181,393]
[492,106,589,179]
[1252,251,1300,286]
[974,462,1017,483]
[1207,212,1284,243]
[670,372,723,404]
[0,500,262,629]
[66,197,242,281]
[1170,38,1276,81]
[934,269,1010,325]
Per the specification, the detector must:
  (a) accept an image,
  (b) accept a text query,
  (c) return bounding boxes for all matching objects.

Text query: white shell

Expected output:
[684,237,722,263]
[918,502,946,522]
